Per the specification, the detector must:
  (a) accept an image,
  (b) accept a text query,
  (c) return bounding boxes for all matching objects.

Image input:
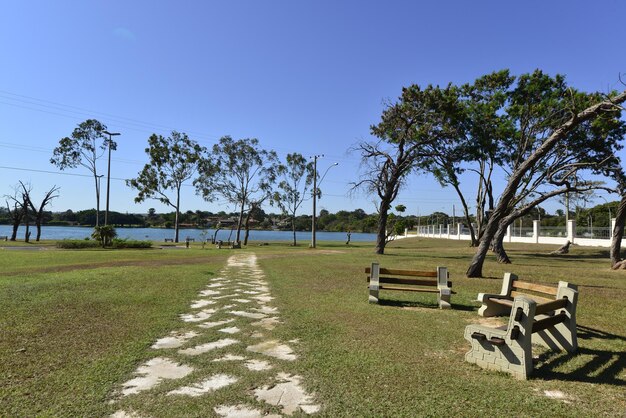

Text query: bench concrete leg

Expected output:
[532,284,578,352]
[465,297,536,380]
[437,266,451,309]
[368,262,380,304]
[477,300,511,317]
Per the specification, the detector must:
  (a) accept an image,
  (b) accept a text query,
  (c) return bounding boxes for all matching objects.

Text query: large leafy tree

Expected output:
[127,132,204,243]
[353,86,450,254]
[419,71,515,246]
[466,80,626,277]
[195,136,279,244]
[272,153,315,246]
[50,119,115,226]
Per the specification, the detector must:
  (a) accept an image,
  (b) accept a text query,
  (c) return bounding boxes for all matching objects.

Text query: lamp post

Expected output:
[310,155,338,248]
[103,130,120,226]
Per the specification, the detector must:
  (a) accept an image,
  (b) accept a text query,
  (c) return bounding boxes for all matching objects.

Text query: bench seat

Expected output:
[366,263,453,309]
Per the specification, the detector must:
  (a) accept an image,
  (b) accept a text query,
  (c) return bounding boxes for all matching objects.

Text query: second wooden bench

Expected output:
[365,262,453,309]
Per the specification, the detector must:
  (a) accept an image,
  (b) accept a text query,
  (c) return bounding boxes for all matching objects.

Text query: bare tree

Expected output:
[19,181,60,241]
[5,196,24,241]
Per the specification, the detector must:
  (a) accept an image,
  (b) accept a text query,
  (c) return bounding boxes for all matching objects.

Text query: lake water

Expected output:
[0,225,375,243]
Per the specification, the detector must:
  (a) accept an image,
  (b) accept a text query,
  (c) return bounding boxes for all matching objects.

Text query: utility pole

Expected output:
[311,155,321,248]
[310,155,338,248]
[103,130,120,226]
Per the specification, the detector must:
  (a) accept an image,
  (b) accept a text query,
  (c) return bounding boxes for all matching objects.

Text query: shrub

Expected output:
[91,225,117,248]
[56,240,100,249]
[111,239,152,249]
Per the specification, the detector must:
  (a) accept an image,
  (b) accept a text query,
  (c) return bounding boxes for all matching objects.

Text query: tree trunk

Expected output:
[610,194,626,267]
[291,216,297,246]
[243,210,253,246]
[236,201,245,243]
[451,181,478,246]
[174,188,181,243]
[466,214,500,277]
[24,204,30,243]
[376,203,390,255]
[10,221,19,241]
[35,219,42,241]
[491,223,511,264]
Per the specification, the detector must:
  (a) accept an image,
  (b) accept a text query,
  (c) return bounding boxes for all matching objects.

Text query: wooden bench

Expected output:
[0,235,7,241]
[464,284,578,379]
[366,262,453,309]
[164,238,174,242]
[477,273,577,317]
[216,240,241,249]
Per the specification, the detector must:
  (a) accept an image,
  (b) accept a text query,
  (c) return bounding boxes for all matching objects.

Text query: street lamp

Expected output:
[103,130,120,226]
[310,155,338,248]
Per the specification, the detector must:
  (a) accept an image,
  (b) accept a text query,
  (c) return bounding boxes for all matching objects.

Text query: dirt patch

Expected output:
[401,306,437,313]
[467,316,507,327]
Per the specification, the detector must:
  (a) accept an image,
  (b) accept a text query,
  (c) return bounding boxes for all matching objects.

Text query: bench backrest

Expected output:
[365,265,451,288]
[500,273,576,303]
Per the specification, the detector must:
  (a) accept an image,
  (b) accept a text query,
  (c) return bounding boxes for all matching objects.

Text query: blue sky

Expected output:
[1,1,625,217]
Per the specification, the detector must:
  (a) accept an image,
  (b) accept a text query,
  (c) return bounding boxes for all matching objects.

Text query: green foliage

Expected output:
[195,136,280,242]
[110,239,152,249]
[272,153,315,245]
[91,225,117,247]
[56,239,100,249]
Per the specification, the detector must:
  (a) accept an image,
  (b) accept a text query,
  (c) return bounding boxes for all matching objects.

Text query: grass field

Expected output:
[1,238,625,417]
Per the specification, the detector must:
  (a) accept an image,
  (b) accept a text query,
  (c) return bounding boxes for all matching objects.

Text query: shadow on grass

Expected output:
[534,325,626,385]
[377,299,476,312]
[524,250,611,260]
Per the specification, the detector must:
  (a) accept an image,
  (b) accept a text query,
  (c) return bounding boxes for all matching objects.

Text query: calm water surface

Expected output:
[0,225,375,243]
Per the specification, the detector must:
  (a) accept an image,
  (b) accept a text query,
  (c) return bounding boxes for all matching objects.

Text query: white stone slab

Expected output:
[121,357,193,396]
[179,338,238,356]
[197,318,235,329]
[254,373,320,415]
[168,374,238,396]
[229,311,267,319]
[247,340,297,361]
[151,331,199,349]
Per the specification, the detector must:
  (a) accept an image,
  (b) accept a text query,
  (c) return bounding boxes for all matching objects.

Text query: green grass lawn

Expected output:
[1,238,625,416]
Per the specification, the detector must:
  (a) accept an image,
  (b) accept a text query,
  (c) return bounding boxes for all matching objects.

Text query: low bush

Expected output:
[56,240,100,249]
[111,239,152,249]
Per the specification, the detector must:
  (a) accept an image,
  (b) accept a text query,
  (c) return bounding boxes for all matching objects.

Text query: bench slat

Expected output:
[510,291,553,304]
[365,267,438,277]
[366,276,452,288]
[535,298,568,316]
[379,285,441,293]
[512,280,558,296]
[532,312,568,333]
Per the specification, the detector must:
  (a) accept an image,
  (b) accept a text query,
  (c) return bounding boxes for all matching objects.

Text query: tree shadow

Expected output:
[533,325,626,385]
[525,250,610,260]
[377,298,475,312]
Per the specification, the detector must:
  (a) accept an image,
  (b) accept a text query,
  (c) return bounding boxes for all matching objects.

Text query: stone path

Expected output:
[112,252,320,417]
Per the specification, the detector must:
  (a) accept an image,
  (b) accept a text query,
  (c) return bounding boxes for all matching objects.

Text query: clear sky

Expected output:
[1,1,625,217]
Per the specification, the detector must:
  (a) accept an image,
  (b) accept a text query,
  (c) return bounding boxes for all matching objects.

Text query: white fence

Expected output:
[416,219,616,248]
